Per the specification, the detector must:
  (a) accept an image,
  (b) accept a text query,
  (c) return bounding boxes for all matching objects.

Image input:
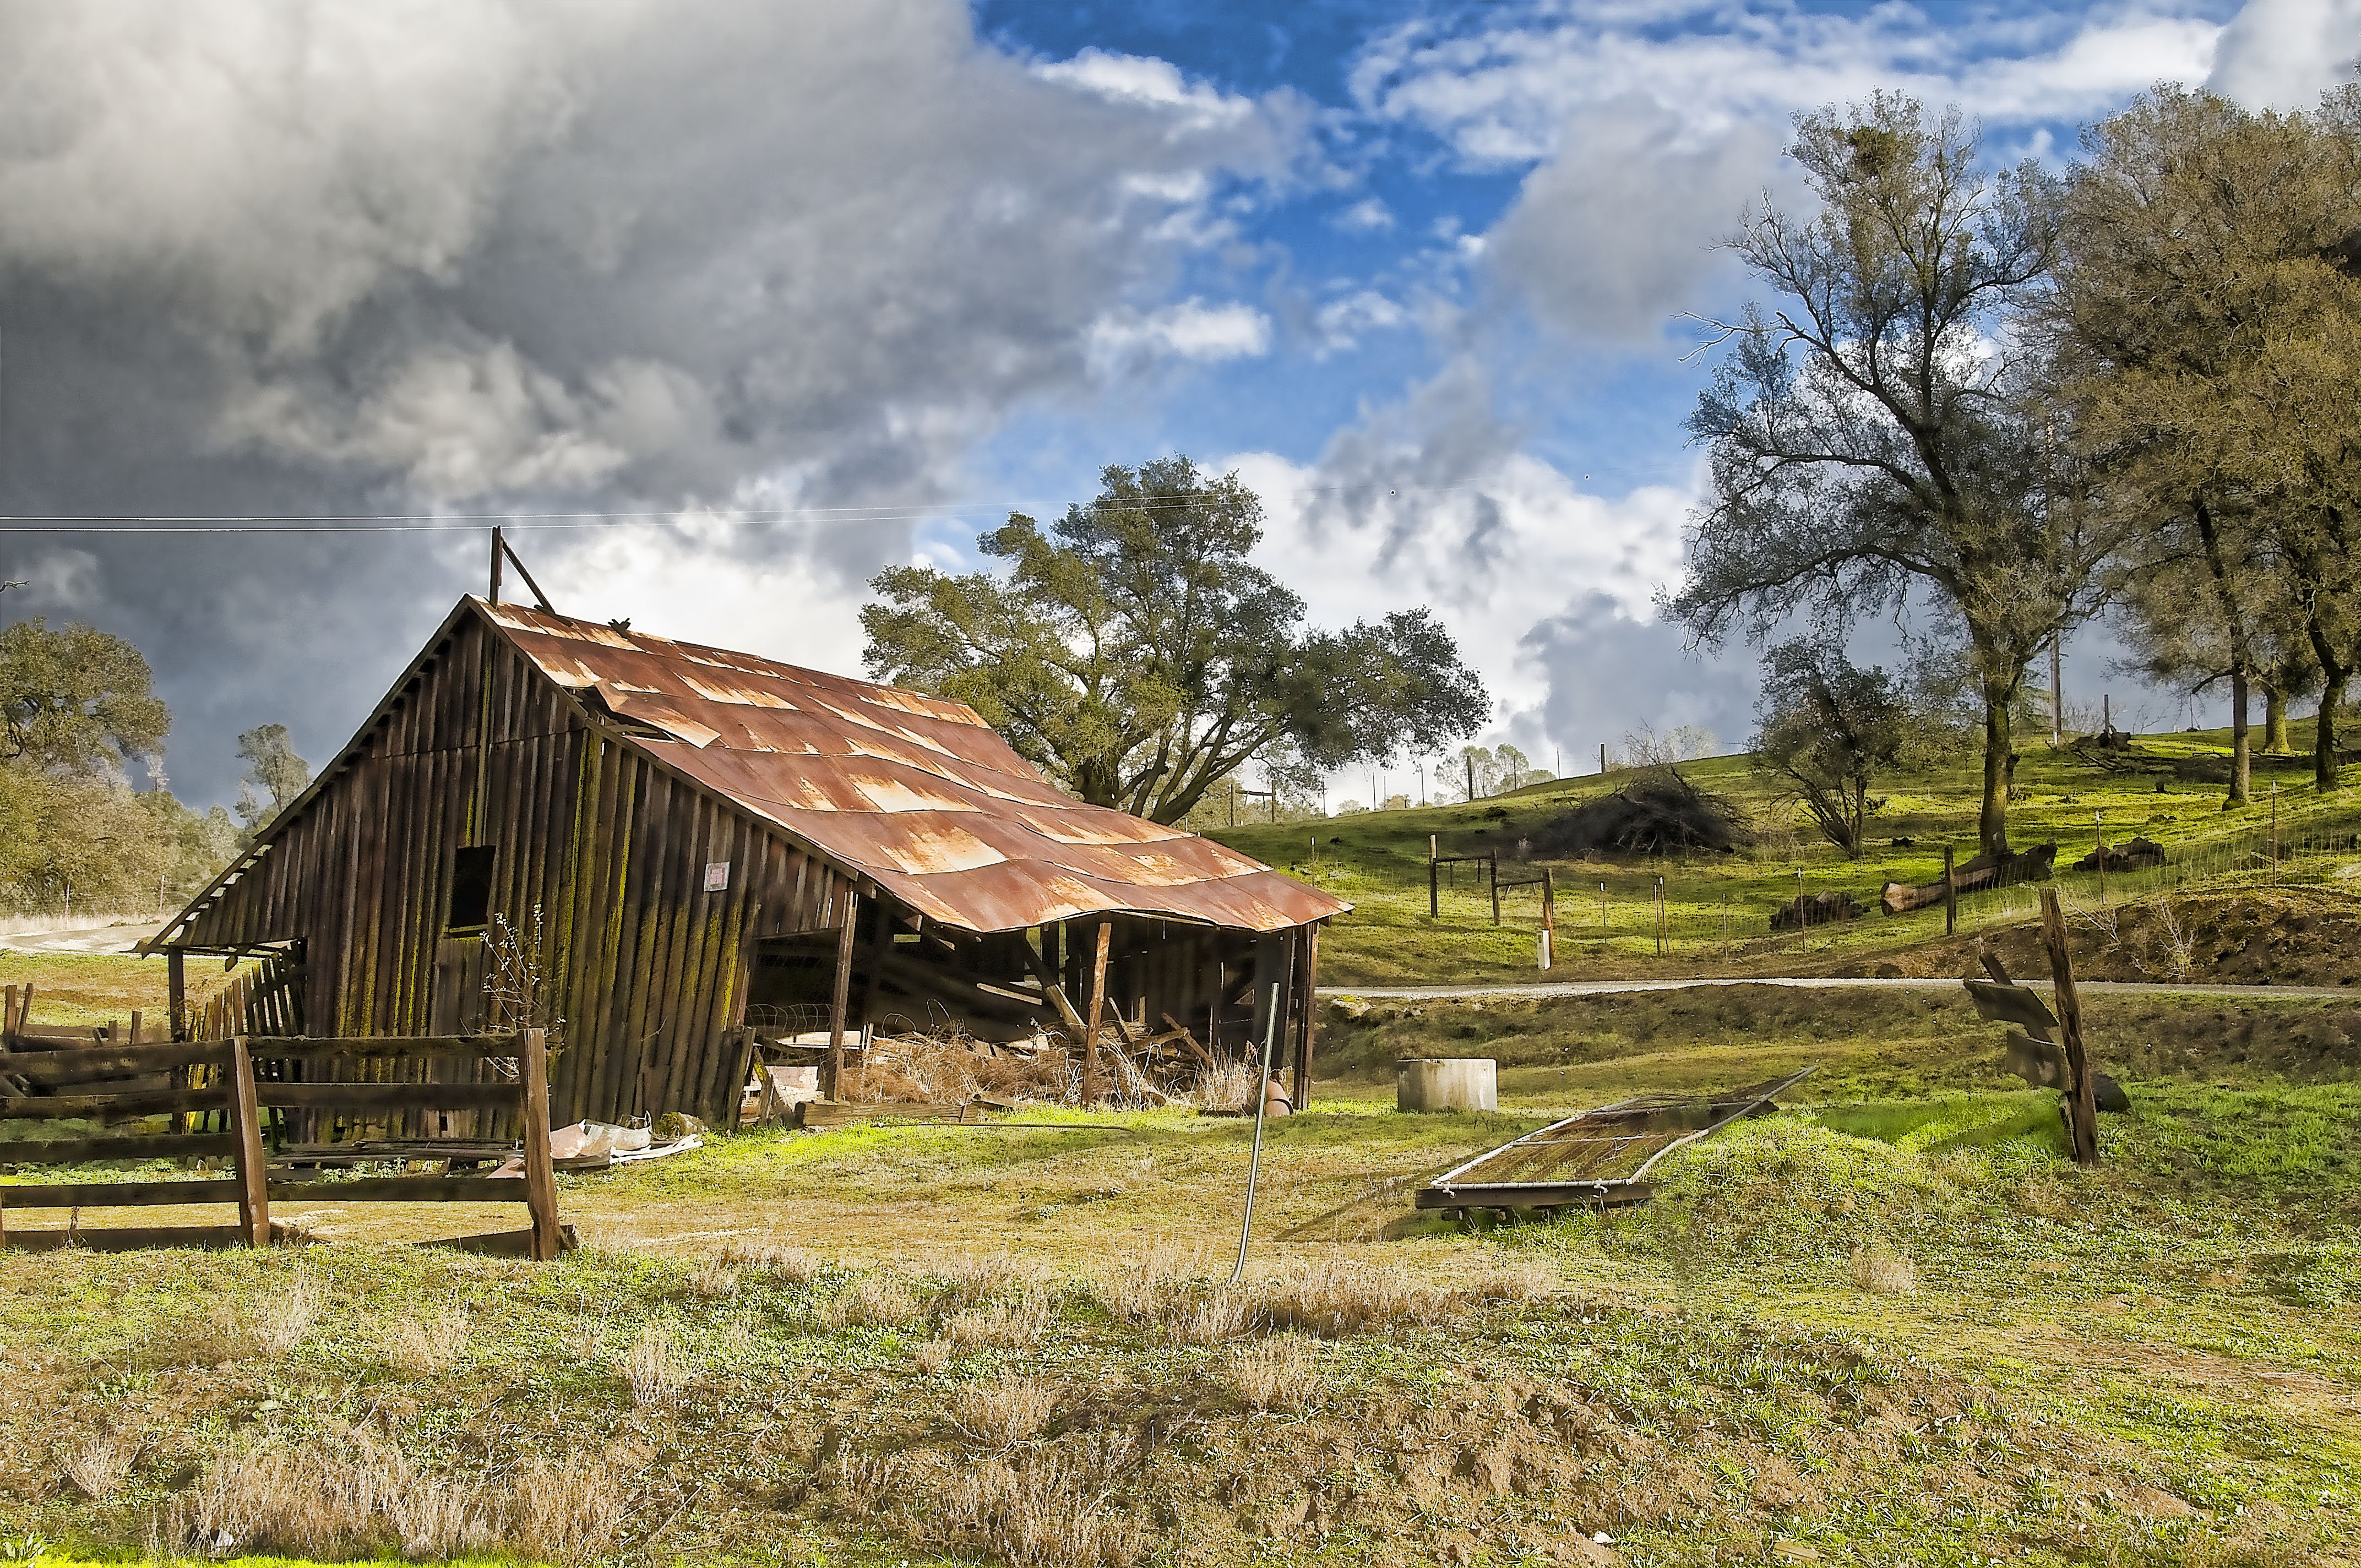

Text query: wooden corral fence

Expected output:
[0,1021,567,1259]
[0,1033,272,1250]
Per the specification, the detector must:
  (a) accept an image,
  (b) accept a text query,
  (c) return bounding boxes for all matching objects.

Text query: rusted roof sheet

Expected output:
[480,600,1349,935]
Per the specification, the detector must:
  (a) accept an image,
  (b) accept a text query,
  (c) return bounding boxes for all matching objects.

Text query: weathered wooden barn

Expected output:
[148,595,1347,1126]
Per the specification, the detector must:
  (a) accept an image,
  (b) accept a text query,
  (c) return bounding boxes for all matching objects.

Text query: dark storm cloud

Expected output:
[0,1,1310,802]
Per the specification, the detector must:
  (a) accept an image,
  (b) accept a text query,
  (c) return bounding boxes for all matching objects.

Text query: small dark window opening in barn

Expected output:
[447,846,496,934]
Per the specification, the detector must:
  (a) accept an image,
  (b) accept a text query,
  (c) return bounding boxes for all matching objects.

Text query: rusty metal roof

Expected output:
[481,600,1349,935]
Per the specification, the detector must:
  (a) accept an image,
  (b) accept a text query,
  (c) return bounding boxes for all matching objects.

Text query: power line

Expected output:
[0,478,1461,534]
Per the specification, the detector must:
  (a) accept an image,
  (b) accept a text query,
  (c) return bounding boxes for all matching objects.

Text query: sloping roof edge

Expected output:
[152,597,1348,948]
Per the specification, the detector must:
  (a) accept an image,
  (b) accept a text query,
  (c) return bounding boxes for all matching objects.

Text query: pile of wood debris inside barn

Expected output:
[742,1020,1267,1128]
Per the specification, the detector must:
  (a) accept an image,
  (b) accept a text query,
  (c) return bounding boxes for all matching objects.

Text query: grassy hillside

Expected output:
[1207,723,2361,987]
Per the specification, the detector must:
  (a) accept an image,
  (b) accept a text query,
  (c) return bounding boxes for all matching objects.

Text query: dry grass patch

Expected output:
[1221,1335,1322,1412]
[622,1325,688,1407]
[1094,1242,1204,1327]
[166,1433,630,1566]
[934,1455,1145,1568]
[835,1273,924,1329]
[1254,1260,1447,1337]
[949,1376,1060,1447]
[689,1260,742,1298]
[62,1429,135,1500]
[933,1250,1042,1306]
[511,1451,635,1567]
[912,1338,954,1373]
[244,1272,322,1358]
[944,1292,1051,1349]
[382,1305,471,1376]
[718,1239,825,1283]
[1168,1286,1254,1346]
[1848,1243,1918,1295]
[170,1434,498,1559]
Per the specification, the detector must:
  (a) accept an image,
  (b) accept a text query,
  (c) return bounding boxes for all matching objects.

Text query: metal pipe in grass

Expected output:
[1229,983,1282,1287]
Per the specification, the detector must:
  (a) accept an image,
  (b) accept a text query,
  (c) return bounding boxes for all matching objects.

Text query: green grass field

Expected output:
[0,971,2354,1566]
[4,725,2360,1565]
[1207,722,2361,986]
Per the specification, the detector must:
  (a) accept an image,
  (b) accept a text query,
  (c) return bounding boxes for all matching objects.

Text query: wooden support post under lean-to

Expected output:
[2038,889,2101,1166]
[167,951,187,1042]
[1081,919,1112,1103]
[1293,923,1319,1107]
[826,895,858,1099]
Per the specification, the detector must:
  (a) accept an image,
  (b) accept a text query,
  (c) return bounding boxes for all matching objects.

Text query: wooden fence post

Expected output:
[520,1027,563,1261]
[1943,846,1957,936]
[2037,890,2101,1166]
[826,895,858,1099]
[1081,919,1112,1103]
[227,1036,272,1247]
[1489,853,1501,926]
[1428,836,1439,918]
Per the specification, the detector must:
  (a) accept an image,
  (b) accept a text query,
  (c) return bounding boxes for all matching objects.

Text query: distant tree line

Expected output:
[0,599,307,916]
[1685,86,2361,856]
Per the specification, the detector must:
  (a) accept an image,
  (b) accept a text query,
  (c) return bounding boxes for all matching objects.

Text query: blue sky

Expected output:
[0,0,2351,802]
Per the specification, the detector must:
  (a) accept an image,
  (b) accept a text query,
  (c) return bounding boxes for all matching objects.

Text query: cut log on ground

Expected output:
[1882,842,2057,915]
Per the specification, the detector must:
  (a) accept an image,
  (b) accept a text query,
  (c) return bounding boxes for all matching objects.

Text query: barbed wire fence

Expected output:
[1429,820,2361,966]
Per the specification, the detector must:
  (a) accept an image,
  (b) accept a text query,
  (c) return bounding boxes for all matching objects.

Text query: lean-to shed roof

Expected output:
[482,601,1348,935]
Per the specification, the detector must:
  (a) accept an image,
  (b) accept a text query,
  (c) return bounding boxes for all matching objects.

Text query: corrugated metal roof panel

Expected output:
[481,601,1349,934]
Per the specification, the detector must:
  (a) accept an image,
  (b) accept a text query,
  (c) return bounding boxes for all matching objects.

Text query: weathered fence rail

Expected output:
[0,1021,566,1259]
[0,1035,271,1250]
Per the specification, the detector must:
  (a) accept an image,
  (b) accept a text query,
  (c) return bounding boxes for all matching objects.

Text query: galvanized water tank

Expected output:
[1396,1058,1498,1113]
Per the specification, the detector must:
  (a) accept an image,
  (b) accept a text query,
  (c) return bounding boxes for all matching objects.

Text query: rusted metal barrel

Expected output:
[1395,1058,1497,1113]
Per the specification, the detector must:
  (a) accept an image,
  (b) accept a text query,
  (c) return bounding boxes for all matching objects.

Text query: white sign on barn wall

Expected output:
[704,862,730,892]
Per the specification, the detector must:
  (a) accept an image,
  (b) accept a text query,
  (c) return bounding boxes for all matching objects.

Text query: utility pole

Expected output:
[1600,742,1608,775]
[1465,751,1476,803]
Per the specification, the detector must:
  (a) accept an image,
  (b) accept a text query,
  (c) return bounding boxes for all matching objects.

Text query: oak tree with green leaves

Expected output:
[1674,94,2119,856]
[2053,85,2361,794]
[862,457,1489,824]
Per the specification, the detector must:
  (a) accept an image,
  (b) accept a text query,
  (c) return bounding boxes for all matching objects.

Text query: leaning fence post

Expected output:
[2037,891,2101,1167]
[520,1027,563,1261]
[227,1035,272,1247]
[1943,846,1957,936]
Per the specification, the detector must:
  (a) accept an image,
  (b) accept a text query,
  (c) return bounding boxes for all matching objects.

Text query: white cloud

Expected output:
[1335,197,1396,231]
[2210,0,2361,110]
[1228,357,1704,763]
[1352,3,2220,168]
[1086,299,1273,374]
[1488,97,1783,342]
[1311,289,1412,352]
[1358,2,2224,345]
[1035,46,1261,132]
[0,2,1315,507]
